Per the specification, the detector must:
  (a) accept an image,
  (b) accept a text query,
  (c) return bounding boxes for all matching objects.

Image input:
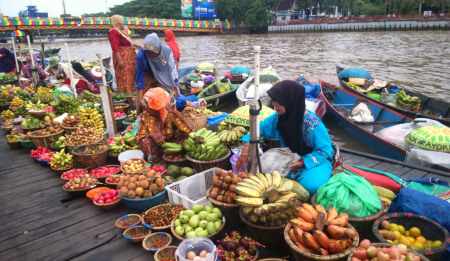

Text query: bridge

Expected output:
[0,16,232,37]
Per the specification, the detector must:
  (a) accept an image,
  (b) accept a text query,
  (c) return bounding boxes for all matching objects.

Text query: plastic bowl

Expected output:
[36,155,50,167]
[86,187,111,200]
[119,190,168,212]
[18,137,36,150]
[118,150,144,165]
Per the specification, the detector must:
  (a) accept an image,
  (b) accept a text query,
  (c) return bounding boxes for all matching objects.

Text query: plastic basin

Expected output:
[118,150,144,165]
[119,190,167,212]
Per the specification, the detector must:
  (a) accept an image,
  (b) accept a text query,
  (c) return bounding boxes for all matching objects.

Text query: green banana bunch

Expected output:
[163,142,183,155]
[183,128,228,161]
[218,126,248,147]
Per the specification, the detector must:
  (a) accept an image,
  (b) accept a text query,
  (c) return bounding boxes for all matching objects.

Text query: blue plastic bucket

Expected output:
[120,189,167,212]
[390,84,399,94]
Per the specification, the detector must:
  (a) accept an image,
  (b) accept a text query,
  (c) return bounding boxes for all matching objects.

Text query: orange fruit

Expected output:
[415,236,427,244]
[409,227,421,238]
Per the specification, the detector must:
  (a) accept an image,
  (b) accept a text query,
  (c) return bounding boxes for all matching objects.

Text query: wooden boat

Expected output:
[236,66,282,107]
[320,79,413,162]
[43,48,61,58]
[336,66,450,126]
[197,77,239,111]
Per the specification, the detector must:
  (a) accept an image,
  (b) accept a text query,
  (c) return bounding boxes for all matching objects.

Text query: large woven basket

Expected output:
[154,246,177,261]
[162,154,190,168]
[61,125,78,134]
[186,149,231,173]
[311,194,384,240]
[284,222,359,261]
[7,141,22,150]
[181,106,207,132]
[239,209,286,250]
[71,143,109,169]
[64,135,104,152]
[347,243,429,261]
[114,103,130,113]
[206,187,242,228]
[29,129,64,149]
[373,212,450,261]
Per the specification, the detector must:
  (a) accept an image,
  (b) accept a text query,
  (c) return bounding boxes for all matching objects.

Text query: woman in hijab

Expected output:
[108,14,139,94]
[236,80,333,194]
[164,30,180,71]
[136,87,192,163]
[135,33,179,106]
[21,52,47,88]
[0,47,20,73]
[63,62,100,94]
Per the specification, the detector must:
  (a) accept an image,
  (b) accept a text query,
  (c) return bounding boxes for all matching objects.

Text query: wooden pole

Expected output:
[64,43,77,97]
[11,36,22,85]
[96,53,117,137]
[26,35,39,88]
[249,46,261,174]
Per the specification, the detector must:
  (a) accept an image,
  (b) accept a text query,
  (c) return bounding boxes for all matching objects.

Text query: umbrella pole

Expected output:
[96,53,117,137]
[249,46,261,174]
[26,35,39,89]
[11,36,22,85]
[64,43,77,97]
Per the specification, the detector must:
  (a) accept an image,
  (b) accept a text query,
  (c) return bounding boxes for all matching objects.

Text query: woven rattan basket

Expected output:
[170,214,226,242]
[206,187,242,227]
[181,106,207,132]
[71,143,109,169]
[347,243,429,261]
[186,149,231,173]
[29,129,64,149]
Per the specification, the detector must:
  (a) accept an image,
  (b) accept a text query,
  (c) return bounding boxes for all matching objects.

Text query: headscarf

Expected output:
[143,87,170,122]
[164,30,180,60]
[266,80,313,156]
[71,62,94,82]
[0,47,17,73]
[109,15,133,44]
[143,33,177,88]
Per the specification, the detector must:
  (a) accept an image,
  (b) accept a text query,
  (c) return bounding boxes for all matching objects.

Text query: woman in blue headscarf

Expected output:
[135,33,178,109]
[0,47,20,73]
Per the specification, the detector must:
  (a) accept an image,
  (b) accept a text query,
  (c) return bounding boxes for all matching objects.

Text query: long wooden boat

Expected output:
[197,77,239,111]
[236,66,282,107]
[336,66,450,126]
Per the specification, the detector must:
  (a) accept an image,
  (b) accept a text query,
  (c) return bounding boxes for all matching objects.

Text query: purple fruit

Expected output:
[239,237,250,249]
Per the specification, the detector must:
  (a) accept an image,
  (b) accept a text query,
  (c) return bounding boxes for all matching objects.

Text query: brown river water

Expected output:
[21,31,450,154]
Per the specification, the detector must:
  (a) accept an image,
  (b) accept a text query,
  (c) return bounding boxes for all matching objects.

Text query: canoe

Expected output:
[197,77,239,111]
[236,66,282,107]
[336,66,450,127]
[320,79,413,162]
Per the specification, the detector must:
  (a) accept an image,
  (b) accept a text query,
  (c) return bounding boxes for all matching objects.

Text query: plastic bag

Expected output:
[349,103,374,122]
[230,146,263,174]
[317,173,382,218]
[260,148,301,177]
[406,148,450,170]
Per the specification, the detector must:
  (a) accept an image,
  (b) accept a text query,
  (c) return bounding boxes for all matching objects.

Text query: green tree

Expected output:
[215,0,252,24]
[83,12,107,17]
[108,0,182,19]
[244,0,278,31]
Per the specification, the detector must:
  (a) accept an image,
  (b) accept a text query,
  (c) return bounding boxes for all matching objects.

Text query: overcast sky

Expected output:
[0,0,134,17]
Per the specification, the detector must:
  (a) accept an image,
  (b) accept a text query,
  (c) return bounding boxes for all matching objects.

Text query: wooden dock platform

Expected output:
[0,140,448,260]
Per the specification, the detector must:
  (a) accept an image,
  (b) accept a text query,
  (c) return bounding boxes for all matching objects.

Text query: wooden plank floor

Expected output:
[0,140,449,261]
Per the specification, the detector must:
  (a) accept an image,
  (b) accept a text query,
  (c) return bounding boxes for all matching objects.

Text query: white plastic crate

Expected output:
[166,167,216,209]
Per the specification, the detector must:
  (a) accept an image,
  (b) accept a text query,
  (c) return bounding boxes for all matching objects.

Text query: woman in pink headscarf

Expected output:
[21,52,47,88]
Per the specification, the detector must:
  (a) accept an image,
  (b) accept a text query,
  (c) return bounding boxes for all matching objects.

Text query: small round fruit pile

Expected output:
[122,159,145,174]
[61,168,88,180]
[105,174,121,184]
[50,149,75,169]
[117,172,165,199]
[79,144,108,155]
[31,146,52,160]
[91,166,120,178]
[65,127,103,146]
[31,121,63,136]
[217,231,258,261]
[378,220,443,250]
[62,115,79,127]
[209,168,242,204]
[114,112,126,119]
[53,136,66,148]
[63,174,98,191]
[143,203,185,228]
[173,204,223,238]
[93,189,120,205]
[38,152,55,162]
[352,239,423,261]
[288,204,356,255]
[186,250,211,260]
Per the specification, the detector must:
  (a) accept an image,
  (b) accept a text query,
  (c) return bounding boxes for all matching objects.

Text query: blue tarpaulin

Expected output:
[230,66,250,75]
[338,67,372,79]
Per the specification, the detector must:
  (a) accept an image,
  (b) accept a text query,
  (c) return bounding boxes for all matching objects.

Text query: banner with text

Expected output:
[194,0,217,19]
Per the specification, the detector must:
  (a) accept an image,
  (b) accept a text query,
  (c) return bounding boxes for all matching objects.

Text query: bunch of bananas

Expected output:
[236,171,302,226]
[81,90,102,103]
[23,84,35,94]
[50,149,75,169]
[162,142,183,155]
[78,106,104,133]
[396,89,421,111]
[15,105,28,116]
[196,107,223,116]
[25,100,47,110]
[217,121,233,132]
[108,133,138,155]
[1,110,15,120]
[346,82,362,92]
[124,110,137,123]
[37,87,53,94]
[218,125,247,147]
[31,93,55,104]
[10,96,25,107]
[51,94,82,115]
[6,129,22,142]
[183,128,228,161]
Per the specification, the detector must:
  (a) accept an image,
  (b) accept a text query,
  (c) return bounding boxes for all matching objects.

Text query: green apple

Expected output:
[186,231,196,238]
[199,220,208,229]
[207,222,216,234]
[192,205,204,214]
[214,220,222,230]
[58,136,65,142]
[194,227,203,233]
[189,215,199,228]
[196,229,208,237]
[173,219,181,227]
[206,213,218,222]
[180,215,189,224]
[212,208,222,218]
[184,210,195,218]
[184,225,193,234]
[204,205,213,213]
[175,226,184,236]
[182,223,190,228]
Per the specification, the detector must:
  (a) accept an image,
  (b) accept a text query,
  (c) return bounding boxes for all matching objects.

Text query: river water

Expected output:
[21,31,450,154]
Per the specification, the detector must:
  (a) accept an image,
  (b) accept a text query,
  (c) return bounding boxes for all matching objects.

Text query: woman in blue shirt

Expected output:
[136,33,179,109]
[236,80,333,194]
